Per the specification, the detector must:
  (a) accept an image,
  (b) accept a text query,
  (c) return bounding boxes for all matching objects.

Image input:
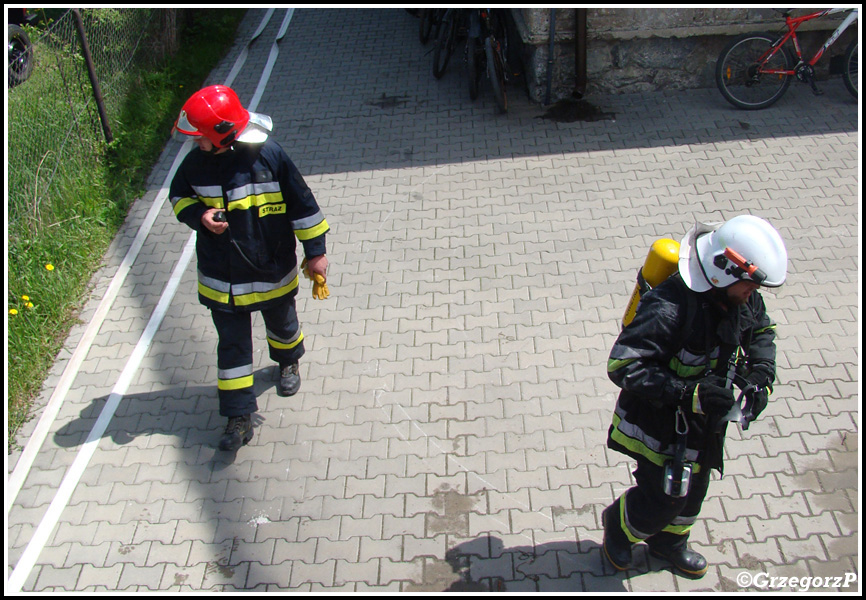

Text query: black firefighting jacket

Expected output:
[169,139,328,313]
[606,273,777,474]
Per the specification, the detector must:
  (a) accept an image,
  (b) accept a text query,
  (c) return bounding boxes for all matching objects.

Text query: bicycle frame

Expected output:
[759,8,858,74]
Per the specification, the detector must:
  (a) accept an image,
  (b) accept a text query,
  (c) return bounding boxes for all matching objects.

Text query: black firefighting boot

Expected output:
[278,362,301,397]
[649,544,708,579]
[219,414,254,451]
[602,500,634,571]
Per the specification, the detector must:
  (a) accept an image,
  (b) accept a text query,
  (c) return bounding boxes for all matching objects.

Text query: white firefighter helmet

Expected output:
[679,215,787,292]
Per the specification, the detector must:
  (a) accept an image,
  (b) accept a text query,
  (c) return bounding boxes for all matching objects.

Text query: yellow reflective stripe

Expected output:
[172,195,222,217]
[619,495,645,543]
[611,412,668,468]
[692,385,703,415]
[172,196,199,216]
[198,196,222,209]
[610,412,701,474]
[232,275,299,307]
[668,356,718,378]
[661,522,693,535]
[668,358,707,378]
[218,374,254,391]
[198,281,230,305]
[228,192,284,211]
[294,218,329,241]
[607,357,637,373]
[268,332,304,351]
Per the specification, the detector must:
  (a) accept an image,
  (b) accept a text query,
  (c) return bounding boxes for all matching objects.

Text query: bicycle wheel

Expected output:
[419,9,433,44]
[843,39,857,98]
[420,8,442,45]
[485,37,507,113]
[716,33,794,109]
[432,13,456,79]
[468,35,483,100]
[8,24,34,88]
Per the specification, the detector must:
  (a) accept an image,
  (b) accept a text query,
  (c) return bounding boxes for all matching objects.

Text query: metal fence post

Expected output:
[72,8,113,143]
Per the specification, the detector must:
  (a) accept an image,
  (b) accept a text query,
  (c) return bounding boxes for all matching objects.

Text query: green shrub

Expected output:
[7,9,247,449]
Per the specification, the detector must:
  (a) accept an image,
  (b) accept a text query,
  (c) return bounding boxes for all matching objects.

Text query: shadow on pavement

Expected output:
[404,534,630,592]
[52,372,277,452]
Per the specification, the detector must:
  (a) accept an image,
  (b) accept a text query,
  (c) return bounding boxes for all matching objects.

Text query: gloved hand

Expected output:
[688,375,736,417]
[301,258,329,300]
[743,385,769,423]
[743,367,773,391]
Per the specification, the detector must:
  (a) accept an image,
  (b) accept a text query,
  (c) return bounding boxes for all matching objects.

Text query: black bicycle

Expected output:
[466,8,508,113]
[418,8,444,45]
[432,8,466,79]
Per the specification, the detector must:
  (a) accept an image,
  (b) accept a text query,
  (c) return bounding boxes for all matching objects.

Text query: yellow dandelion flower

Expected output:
[9,308,18,315]
[25,302,34,309]
[22,295,30,301]
[45,264,55,271]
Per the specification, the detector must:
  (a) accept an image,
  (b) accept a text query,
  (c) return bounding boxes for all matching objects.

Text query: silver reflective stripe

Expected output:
[609,344,648,361]
[191,185,224,198]
[232,267,299,297]
[676,347,712,368]
[266,328,301,346]
[614,404,701,462]
[226,181,281,203]
[198,271,231,292]
[670,514,697,526]
[292,210,324,230]
[219,364,253,380]
[622,490,652,540]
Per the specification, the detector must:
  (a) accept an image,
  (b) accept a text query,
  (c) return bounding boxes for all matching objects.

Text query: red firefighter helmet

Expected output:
[173,84,272,148]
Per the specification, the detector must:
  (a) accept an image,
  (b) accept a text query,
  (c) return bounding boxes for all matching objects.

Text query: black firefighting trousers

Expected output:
[210,296,305,417]
[610,457,712,551]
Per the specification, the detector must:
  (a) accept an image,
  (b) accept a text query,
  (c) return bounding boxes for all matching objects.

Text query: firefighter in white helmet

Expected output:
[602,215,787,578]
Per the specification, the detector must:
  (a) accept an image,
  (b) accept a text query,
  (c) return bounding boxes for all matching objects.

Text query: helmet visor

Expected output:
[173,110,201,138]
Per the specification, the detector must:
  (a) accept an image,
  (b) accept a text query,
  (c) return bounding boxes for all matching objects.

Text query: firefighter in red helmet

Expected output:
[170,84,330,451]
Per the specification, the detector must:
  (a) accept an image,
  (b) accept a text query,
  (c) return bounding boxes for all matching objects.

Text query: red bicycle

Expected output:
[716,8,858,109]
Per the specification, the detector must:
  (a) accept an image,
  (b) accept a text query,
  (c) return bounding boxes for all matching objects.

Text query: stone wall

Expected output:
[510,8,857,103]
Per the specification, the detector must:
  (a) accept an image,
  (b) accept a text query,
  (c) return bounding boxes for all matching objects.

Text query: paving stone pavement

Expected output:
[7,8,860,593]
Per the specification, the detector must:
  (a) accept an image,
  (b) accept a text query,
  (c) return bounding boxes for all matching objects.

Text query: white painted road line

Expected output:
[7,9,292,591]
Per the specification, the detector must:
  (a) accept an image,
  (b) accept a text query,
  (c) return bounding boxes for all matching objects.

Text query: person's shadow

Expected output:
[53,367,277,462]
[403,534,630,592]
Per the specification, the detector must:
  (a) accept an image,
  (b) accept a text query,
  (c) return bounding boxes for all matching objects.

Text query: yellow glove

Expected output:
[301,258,330,300]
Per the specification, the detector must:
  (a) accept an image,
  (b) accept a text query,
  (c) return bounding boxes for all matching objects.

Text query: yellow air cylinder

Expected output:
[622,238,681,327]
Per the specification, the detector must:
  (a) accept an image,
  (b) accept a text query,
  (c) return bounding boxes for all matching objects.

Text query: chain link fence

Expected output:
[7,8,178,239]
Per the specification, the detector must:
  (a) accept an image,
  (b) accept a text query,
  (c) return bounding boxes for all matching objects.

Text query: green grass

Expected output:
[7,9,248,450]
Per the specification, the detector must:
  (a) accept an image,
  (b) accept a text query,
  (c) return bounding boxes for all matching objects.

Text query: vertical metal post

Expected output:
[545,9,556,105]
[72,8,113,143]
[574,8,587,99]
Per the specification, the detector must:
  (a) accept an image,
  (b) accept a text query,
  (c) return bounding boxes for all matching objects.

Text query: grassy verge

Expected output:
[7,9,248,451]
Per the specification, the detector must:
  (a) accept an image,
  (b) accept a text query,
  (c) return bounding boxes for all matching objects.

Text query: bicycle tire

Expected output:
[716,33,794,109]
[843,39,857,98]
[8,24,34,88]
[485,37,507,113]
[419,9,433,44]
[468,35,482,100]
[432,14,456,79]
